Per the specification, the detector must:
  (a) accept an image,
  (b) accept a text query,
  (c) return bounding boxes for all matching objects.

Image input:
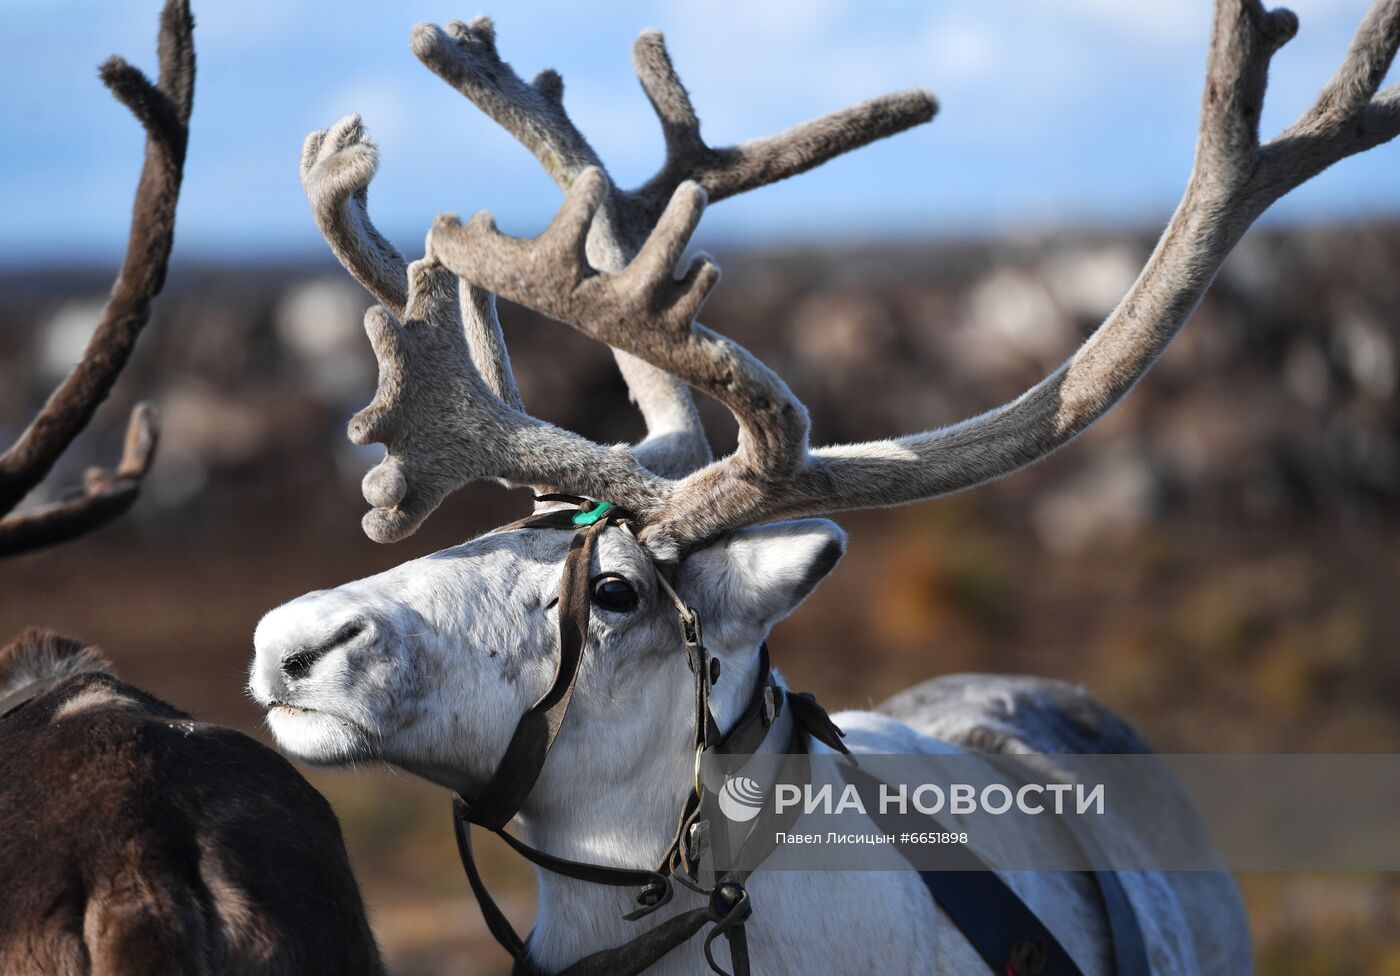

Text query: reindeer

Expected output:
[0,630,386,976]
[0,5,385,973]
[251,2,1400,974]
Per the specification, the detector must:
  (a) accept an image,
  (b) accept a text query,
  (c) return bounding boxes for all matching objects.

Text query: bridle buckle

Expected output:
[710,881,752,923]
[682,607,703,648]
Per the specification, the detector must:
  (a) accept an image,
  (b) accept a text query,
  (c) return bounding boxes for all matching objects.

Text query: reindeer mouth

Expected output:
[264,700,375,765]
[266,699,368,738]
[269,700,318,715]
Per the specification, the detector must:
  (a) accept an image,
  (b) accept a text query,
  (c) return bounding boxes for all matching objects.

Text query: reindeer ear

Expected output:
[678,519,846,643]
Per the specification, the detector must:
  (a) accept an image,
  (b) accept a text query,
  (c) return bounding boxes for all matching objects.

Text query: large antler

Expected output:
[0,0,194,558]
[431,171,804,547]
[410,18,931,478]
[305,18,933,537]
[428,0,1400,557]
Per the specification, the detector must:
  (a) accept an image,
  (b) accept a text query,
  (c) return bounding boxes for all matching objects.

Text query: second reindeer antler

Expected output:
[0,0,194,558]
[421,0,1400,557]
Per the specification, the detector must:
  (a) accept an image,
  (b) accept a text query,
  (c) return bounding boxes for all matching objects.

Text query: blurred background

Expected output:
[2,1,1398,973]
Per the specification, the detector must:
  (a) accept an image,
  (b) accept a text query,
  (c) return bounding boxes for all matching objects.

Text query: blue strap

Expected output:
[914,868,1079,975]
[1094,870,1150,976]
[844,764,1150,976]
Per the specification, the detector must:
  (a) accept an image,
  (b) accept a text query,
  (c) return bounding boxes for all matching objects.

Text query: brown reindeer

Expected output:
[0,4,386,973]
[0,629,386,975]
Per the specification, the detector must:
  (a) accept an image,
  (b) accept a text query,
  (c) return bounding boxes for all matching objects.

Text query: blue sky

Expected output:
[0,0,1395,263]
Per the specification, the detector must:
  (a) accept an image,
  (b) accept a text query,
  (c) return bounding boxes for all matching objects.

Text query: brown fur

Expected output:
[0,0,193,554]
[0,0,193,557]
[0,630,385,976]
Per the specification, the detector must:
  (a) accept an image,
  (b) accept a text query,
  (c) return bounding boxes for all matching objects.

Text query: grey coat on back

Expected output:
[883,674,1252,975]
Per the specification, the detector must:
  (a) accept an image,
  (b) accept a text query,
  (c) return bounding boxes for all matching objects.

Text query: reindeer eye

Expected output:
[591,575,638,613]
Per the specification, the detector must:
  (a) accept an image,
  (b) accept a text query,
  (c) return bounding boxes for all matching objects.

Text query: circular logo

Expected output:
[717,775,765,823]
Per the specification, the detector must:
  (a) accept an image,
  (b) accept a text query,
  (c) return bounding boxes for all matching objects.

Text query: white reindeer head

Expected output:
[250,518,844,803]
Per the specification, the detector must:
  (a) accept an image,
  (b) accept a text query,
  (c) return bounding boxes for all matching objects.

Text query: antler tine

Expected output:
[412,16,712,479]
[412,18,936,484]
[435,171,726,343]
[629,29,937,221]
[459,286,523,411]
[1259,0,1400,193]
[0,0,193,557]
[0,404,159,558]
[411,18,601,195]
[299,116,525,413]
[301,115,410,320]
[734,0,1400,531]
[436,0,1400,558]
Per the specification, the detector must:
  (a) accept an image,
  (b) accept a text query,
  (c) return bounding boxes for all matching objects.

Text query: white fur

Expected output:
[250,519,1247,974]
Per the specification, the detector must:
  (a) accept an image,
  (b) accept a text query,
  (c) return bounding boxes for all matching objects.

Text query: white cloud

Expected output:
[1019,0,1206,44]
[919,14,998,84]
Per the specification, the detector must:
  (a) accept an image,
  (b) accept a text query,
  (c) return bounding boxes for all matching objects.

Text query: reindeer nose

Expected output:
[280,618,368,680]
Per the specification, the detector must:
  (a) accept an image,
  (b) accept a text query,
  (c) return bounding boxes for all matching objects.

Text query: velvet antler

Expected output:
[304,17,934,540]
[430,0,1400,556]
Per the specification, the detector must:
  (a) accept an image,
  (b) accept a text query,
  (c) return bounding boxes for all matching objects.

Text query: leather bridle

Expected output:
[450,497,849,976]
[449,497,1148,976]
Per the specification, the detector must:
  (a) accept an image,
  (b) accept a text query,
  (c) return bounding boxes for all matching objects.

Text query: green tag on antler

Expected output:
[572,501,615,526]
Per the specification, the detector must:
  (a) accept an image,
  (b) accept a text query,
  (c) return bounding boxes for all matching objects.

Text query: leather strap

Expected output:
[845,763,1086,975]
[555,907,716,976]
[916,862,1147,975]
[713,644,781,758]
[1095,871,1150,976]
[452,800,527,961]
[451,638,795,976]
[844,759,1150,976]
[916,868,1081,976]
[457,509,610,830]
